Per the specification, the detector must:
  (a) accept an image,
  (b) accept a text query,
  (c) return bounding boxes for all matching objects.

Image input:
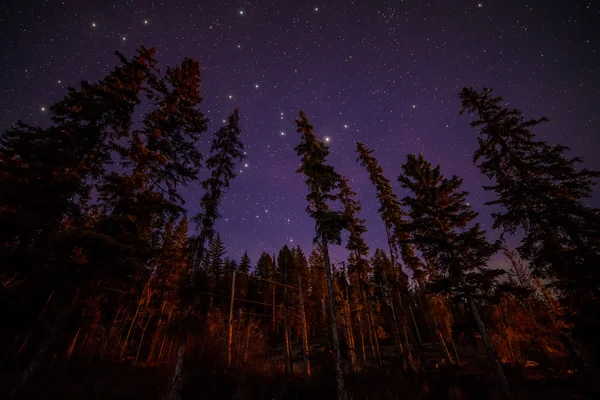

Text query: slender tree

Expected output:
[399,153,512,400]
[190,108,245,272]
[295,111,348,400]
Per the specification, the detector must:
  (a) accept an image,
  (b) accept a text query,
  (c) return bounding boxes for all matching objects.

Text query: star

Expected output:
[239,10,244,15]
[325,136,331,142]
[41,106,46,112]
[344,124,349,128]
[244,163,249,168]
[478,3,483,7]
[228,94,233,99]
[412,104,416,108]
[254,84,259,89]
[122,36,126,41]
[280,131,285,136]
[144,19,149,25]
[237,44,241,49]
[91,22,96,28]
[314,7,319,12]
[57,80,61,84]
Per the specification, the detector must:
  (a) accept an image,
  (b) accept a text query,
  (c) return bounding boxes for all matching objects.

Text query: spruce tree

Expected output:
[399,153,512,400]
[356,142,424,280]
[190,108,245,271]
[236,251,251,300]
[0,47,156,276]
[295,111,347,400]
[459,87,600,357]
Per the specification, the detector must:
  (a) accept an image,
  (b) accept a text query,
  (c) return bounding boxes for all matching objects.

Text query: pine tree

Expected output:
[459,87,600,358]
[236,251,251,300]
[253,252,277,325]
[191,108,245,271]
[0,47,156,276]
[204,234,226,297]
[356,142,424,280]
[399,153,512,400]
[295,111,347,400]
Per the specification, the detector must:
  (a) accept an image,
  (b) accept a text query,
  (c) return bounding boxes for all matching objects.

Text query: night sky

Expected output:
[1,0,599,266]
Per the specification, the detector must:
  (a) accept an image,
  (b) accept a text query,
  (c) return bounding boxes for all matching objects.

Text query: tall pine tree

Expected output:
[295,111,347,400]
[190,108,245,272]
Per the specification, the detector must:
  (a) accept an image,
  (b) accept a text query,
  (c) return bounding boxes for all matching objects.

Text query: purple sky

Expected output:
[1,0,599,266]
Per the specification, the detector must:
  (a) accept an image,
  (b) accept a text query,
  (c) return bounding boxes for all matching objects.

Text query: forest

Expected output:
[1,47,599,400]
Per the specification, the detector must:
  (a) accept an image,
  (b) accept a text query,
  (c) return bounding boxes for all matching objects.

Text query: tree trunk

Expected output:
[10,288,81,399]
[164,344,185,400]
[322,237,347,400]
[356,302,367,363]
[298,275,311,376]
[409,305,422,344]
[469,296,514,400]
[364,290,382,365]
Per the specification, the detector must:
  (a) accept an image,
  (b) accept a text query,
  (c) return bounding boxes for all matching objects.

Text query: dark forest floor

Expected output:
[3,340,597,400]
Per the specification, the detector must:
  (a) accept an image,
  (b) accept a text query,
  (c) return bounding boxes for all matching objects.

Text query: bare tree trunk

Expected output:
[121,284,148,359]
[344,286,356,372]
[10,289,80,399]
[283,305,293,376]
[433,315,454,365]
[164,344,185,400]
[244,321,251,363]
[66,328,80,361]
[469,296,514,400]
[298,275,311,376]
[228,272,236,367]
[136,315,153,363]
[409,305,422,344]
[365,290,382,365]
[356,303,367,363]
[322,237,347,400]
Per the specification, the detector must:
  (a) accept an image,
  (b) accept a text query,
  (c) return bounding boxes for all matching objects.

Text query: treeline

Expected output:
[1,47,599,400]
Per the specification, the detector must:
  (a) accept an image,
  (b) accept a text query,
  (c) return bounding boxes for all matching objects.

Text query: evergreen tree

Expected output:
[191,108,245,271]
[204,234,226,295]
[253,252,276,318]
[236,251,251,300]
[459,87,600,356]
[356,142,424,281]
[399,153,512,400]
[277,245,297,302]
[0,47,156,276]
[295,111,347,400]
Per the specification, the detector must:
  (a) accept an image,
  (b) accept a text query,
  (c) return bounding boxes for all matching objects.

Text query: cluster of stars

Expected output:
[2,0,597,263]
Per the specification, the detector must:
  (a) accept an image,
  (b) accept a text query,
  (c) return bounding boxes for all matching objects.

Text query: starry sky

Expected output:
[1,0,599,266]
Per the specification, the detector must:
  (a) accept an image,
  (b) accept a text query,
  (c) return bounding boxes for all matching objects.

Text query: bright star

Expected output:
[228,95,233,99]
[244,163,249,168]
[144,19,149,24]
[254,84,259,89]
[239,10,244,15]
[92,22,96,28]
[280,131,285,136]
[122,36,126,41]
[478,3,483,7]
[41,107,46,111]
[57,80,61,84]
[314,7,319,12]
[412,104,416,108]
[344,124,348,128]
[325,136,331,142]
